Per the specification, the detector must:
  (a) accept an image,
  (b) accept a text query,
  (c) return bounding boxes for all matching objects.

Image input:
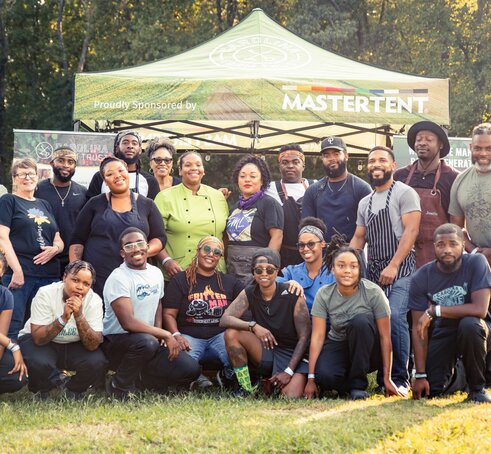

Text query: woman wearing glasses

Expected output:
[0,158,63,338]
[154,152,229,281]
[146,138,181,191]
[70,156,166,297]
[220,248,310,398]
[163,236,244,388]
[276,217,335,313]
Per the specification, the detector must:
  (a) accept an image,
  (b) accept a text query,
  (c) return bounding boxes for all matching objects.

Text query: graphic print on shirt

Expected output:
[226,208,256,241]
[185,285,229,324]
[136,283,160,300]
[430,283,468,306]
[27,207,51,248]
[463,184,491,240]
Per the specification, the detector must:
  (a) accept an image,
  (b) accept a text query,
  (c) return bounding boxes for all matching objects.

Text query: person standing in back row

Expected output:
[394,121,459,268]
[302,137,371,243]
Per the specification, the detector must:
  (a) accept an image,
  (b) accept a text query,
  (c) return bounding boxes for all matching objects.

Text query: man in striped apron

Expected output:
[351,146,421,393]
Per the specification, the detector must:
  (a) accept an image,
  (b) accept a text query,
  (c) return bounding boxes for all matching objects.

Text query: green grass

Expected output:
[1,388,490,453]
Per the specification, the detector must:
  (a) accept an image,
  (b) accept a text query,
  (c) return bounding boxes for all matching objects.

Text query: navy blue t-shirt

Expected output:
[302,174,371,242]
[408,254,491,320]
[0,286,14,312]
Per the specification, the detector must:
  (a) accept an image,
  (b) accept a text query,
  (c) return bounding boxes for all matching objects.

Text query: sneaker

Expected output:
[190,374,213,391]
[33,391,50,401]
[49,369,70,390]
[216,369,237,389]
[397,385,409,398]
[467,389,491,404]
[106,379,130,401]
[62,388,83,400]
[232,386,258,398]
[350,389,368,400]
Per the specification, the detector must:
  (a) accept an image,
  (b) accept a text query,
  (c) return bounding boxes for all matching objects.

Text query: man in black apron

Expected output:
[394,121,459,268]
[265,144,314,268]
[351,146,421,393]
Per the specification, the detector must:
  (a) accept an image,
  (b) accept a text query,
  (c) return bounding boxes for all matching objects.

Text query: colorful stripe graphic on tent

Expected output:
[281,85,428,94]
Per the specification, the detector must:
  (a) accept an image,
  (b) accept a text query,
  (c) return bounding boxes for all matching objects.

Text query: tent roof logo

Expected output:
[209,34,311,70]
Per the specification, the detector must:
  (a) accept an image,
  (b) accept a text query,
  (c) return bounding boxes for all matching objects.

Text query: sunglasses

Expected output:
[253,266,278,275]
[201,245,223,257]
[296,240,322,250]
[151,157,173,165]
[122,240,147,252]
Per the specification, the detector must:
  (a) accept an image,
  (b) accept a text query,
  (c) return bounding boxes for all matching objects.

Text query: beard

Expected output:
[472,158,491,173]
[323,159,347,179]
[436,255,462,272]
[52,166,75,183]
[115,149,140,165]
[369,169,392,187]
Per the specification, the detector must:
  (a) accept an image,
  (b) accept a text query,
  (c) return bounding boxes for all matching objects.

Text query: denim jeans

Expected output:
[182,332,234,379]
[386,275,411,387]
[2,274,59,339]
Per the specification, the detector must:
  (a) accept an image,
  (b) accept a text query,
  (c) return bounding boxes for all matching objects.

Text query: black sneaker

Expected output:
[33,391,50,401]
[216,369,237,389]
[190,374,213,391]
[106,379,130,401]
[350,389,369,400]
[467,389,491,404]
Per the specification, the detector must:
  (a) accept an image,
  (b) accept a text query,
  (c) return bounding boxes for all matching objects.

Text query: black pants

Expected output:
[19,334,108,393]
[0,350,28,394]
[102,333,200,392]
[315,314,382,392]
[427,317,491,395]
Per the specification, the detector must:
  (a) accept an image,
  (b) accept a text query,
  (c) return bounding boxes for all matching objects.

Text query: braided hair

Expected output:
[64,260,96,284]
[185,236,225,295]
[324,232,363,286]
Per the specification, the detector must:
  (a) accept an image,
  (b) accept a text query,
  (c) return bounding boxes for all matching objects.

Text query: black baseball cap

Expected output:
[320,136,347,153]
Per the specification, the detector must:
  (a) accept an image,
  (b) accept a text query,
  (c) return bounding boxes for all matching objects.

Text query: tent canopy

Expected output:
[74,8,449,154]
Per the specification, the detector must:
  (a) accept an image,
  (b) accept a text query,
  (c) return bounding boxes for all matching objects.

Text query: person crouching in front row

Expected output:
[220,248,310,397]
[102,227,200,400]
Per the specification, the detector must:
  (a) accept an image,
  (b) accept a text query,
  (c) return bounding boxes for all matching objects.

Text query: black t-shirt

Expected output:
[0,286,14,312]
[226,194,284,247]
[35,179,87,259]
[0,194,60,277]
[245,282,299,349]
[163,271,244,339]
[86,169,160,200]
[409,254,491,321]
[393,161,459,214]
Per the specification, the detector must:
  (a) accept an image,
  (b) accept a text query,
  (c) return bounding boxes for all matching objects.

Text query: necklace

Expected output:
[327,177,348,193]
[52,180,72,207]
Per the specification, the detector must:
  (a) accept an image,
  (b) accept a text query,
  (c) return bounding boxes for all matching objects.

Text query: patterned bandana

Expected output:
[298,225,324,241]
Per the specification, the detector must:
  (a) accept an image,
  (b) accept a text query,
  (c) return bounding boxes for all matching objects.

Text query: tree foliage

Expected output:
[0,0,489,185]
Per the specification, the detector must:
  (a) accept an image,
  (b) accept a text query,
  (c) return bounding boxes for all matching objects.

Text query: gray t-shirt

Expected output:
[356,181,420,240]
[103,262,164,335]
[449,166,491,248]
[311,279,390,342]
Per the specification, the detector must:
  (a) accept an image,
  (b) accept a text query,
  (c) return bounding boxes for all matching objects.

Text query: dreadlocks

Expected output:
[185,236,225,295]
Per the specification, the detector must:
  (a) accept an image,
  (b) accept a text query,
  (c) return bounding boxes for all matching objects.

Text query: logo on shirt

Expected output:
[185,285,229,324]
[27,208,50,226]
[136,283,160,300]
[431,283,468,307]
[226,208,256,241]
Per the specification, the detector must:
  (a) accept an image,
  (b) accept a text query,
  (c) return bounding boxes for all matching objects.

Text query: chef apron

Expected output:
[405,162,447,268]
[366,183,415,297]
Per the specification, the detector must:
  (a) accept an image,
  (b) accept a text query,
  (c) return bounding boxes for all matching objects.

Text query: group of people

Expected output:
[0,120,489,404]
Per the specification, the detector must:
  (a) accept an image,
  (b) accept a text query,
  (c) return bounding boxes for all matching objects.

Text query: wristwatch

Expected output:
[248,321,257,332]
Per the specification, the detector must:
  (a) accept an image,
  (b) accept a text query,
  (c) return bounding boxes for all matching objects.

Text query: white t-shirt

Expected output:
[103,262,164,335]
[19,281,103,344]
[265,180,314,206]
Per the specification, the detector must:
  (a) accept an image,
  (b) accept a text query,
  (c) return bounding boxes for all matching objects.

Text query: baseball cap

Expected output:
[320,136,347,153]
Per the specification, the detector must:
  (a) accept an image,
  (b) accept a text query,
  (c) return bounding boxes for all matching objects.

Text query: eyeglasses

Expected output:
[14,172,37,180]
[122,240,147,252]
[253,266,278,275]
[201,245,223,257]
[296,240,322,250]
[151,157,173,165]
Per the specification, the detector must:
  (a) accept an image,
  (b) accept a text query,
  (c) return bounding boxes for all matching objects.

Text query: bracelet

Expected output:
[414,373,427,379]
[161,257,173,266]
[435,305,441,317]
[307,373,315,380]
[10,344,20,353]
[284,367,294,377]
[6,340,16,351]
[470,247,479,255]
[57,316,67,327]
[172,331,182,337]
[424,309,433,320]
